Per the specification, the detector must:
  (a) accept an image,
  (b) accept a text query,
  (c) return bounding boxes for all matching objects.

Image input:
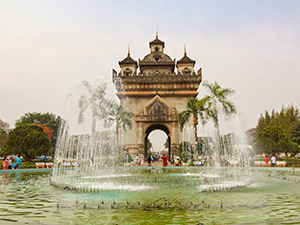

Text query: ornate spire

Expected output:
[149,33,165,48]
[119,46,137,66]
[177,44,196,65]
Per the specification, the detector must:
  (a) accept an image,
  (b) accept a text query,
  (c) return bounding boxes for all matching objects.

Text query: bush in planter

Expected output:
[179,141,193,163]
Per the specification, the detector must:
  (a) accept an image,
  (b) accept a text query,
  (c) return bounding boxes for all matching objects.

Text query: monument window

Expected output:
[124,68,132,76]
[153,54,161,62]
[183,68,191,75]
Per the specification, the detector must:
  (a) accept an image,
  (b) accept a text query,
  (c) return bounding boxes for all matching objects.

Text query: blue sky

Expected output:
[1,0,299,144]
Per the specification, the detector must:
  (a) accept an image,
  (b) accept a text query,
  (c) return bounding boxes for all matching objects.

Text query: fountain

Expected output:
[50,80,252,195]
[1,81,300,224]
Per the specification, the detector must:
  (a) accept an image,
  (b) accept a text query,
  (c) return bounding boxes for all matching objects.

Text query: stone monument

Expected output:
[112,33,202,157]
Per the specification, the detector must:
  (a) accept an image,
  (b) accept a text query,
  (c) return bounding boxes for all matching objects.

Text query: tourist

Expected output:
[147,154,152,166]
[162,154,168,167]
[135,156,140,166]
[271,154,276,167]
[8,156,13,169]
[264,155,270,166]
[2,156,9,170]
[174,156,180,166]
[16,155,23,169]
[11,159,17,170]
[76,157,81,167]
[140,156,144,166]
[171,154,175,165]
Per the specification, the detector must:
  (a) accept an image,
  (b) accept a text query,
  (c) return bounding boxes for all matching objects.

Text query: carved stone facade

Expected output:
[112,34,202,157]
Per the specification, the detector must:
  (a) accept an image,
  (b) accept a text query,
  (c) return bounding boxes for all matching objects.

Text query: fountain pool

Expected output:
[1,167,300,225]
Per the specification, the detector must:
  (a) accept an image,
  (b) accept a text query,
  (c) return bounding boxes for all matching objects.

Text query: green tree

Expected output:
[0,119,10,132]
[288,121,300,145]
[115,146,133,165]
[0,129,8,152]
[253,126,298,157]
[177,97,207,160]
[164,139,169,149]
[146,138,153,152]
[202,81,237,165]
[104,100,134,147]
[256,105,300,134]
[15,112,62,148]
[77,81,109,161]
[179,141,193,163]
[197,137,212,156]
[0,119,10,151]
[245,128,257,145]
[78,81,108,131]
[2,125,51,161]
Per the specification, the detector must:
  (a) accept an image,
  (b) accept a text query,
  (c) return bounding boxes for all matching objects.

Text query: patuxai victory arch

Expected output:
[112,33,202,157]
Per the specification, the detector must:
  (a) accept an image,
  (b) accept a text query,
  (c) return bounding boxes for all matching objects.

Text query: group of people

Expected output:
[139,153,182,167]
[2,155,23,170]
[264,154,277,167]
[133,153,171,167]
[147,153,169,167]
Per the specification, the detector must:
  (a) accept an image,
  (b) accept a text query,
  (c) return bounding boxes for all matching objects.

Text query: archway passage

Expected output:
[144,124,170,159]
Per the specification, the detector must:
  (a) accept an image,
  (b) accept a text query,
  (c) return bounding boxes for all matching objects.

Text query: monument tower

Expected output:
[112,33,202,157]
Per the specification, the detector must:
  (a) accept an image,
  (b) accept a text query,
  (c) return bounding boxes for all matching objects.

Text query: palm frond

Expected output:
[177,110,191,131]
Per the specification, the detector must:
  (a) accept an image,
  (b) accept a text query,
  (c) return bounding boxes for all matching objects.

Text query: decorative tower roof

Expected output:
[112,35,202,97]
[139,33,175,73]
[149,32,165,49]
[177,45,196,65]
[118,47,138,66]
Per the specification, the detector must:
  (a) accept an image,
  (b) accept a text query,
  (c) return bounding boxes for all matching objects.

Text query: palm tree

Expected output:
[78,81,108,136]
[77,81,108,163]
[163,139,169,149]
[202,80,237,165]
[146,138,153,152]
[104,100,134,147]
[177,97,208,161]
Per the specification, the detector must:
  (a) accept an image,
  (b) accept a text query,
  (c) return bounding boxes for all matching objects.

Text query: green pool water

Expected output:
[1,168,300,225]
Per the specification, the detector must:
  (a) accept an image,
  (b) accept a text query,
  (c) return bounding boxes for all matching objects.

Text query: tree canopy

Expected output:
[179,141,193,163]
[177,97,207,160]
[288,121,300,145]
[253,126,299,157]
[104,100,134,147]
[15,112,62,147]
[254,105,300,156]
[256,105,300,134]
[2,125,51,161]
[0,119,10,132]
[201,80,236,165]
[0,119,10,151]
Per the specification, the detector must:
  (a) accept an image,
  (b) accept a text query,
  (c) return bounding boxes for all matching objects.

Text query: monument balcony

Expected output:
[113,72,201,84]
[135,114,177,122]
[113,73,201,94]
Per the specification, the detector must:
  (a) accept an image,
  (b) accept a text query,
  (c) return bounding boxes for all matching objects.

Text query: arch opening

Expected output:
[144,124,171,159]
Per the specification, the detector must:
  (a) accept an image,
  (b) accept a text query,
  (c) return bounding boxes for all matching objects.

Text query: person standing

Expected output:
[162,154,168,167]
[8,157,13,169]
[264,155,270,167]
[271,154,276,167]
[147,154,152,166]
[16,155,23,169]
[2,156,9,170]
[11,159,17,170]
